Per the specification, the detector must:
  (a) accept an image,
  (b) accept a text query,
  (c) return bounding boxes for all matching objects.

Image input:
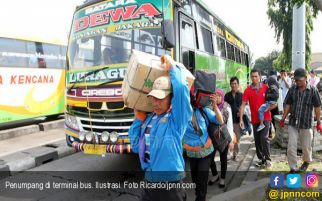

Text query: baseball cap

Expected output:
[147,76,172,99]
[294,68,307,80]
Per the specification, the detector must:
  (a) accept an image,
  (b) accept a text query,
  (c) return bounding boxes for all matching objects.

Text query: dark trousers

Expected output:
[253,121,271,162]
[140,181,186,201]
[189,155,212,201]
[270,107,279,136]
[210,145,229,179]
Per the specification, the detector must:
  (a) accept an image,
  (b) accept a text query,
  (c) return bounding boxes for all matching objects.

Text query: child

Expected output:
[257,76,279,132]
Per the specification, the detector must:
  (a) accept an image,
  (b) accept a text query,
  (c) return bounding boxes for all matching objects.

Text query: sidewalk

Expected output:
[0,120,76,177]
[0,128,65,158]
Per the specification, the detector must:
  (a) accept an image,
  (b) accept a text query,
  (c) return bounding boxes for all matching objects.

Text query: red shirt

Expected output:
[242,83,271,124]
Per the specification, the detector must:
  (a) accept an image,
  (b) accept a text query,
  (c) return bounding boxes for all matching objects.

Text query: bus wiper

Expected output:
[97,78,123,86]
[67,66,110,93]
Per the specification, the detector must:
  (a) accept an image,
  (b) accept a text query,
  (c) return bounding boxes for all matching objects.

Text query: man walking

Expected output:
[224,76,243,160]
[280,68,322,172]
[129,55,192,201]
[239,69,276,168]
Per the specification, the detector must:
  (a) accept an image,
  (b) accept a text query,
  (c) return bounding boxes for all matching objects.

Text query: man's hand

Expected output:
[161,55,175,71]
[280,119,285,128]
[239,121,244,130]
[317,123,322,134]
[134,110,147,121]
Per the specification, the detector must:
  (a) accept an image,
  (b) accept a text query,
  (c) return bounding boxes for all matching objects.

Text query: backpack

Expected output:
[193,71,216,107]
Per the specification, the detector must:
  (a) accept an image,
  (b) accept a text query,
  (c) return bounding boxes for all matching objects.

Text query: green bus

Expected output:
[65,0,250,155]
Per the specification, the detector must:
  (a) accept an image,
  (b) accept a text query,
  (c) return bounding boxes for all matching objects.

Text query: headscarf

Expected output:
[216,88,225,111]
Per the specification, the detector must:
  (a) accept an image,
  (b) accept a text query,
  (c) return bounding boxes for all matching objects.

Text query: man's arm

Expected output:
[166,58,192,135]
[239,101,247,128]
[281,104,291,121]
[314,107,321,125]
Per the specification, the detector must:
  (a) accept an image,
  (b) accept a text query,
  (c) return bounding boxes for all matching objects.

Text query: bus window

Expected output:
[180,21,195,50]
[60,46,67,69]
[74,38,95,68]
[101,33,131,65]
[216,36,226,58]
[226,42,235,61]
[40,43,65,69]
[26,41,38,68]
[135,29,156,55]
[197,25,214,54]
[192,2,212,27]
[0,38,27,68]
[182,0,192,15]
[234,48,241,63]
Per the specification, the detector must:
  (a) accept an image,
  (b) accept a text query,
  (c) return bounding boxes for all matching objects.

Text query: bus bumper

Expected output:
[70,141,132,154]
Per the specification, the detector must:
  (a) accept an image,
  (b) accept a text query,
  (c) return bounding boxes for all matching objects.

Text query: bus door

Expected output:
[179,13,196,73]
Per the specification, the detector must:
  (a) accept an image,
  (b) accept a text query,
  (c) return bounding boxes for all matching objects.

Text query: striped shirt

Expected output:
[144,115,157,163]
[284,83,321,129]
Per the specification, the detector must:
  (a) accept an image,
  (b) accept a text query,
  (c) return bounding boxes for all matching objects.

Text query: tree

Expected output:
[267,0,320,71]
[254,50,280,75]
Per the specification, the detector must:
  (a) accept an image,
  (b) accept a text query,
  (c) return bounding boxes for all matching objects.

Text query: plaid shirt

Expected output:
[284,83,322,129]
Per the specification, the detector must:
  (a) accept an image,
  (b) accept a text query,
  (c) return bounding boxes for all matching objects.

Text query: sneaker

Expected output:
[299,162,310,172]
[255,160,265,167]
[256,124,265,132]
[261,161,272,169]
[208,174,219,185]
[219,178,225,189]
[289,168,298,174]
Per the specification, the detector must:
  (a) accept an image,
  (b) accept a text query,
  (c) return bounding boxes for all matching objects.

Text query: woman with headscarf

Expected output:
[208,88,234,188]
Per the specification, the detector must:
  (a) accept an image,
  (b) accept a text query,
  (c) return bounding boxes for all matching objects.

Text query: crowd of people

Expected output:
[128,55,322,201]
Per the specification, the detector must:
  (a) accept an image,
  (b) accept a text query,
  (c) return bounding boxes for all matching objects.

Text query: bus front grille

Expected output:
[78,117,133,135]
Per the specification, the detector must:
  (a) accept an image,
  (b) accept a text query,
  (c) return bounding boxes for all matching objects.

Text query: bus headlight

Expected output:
[79,131,86,141]
[85,132,94,142]
[65,114,79,130]
[109,131,119,143]
[101,131,110,142]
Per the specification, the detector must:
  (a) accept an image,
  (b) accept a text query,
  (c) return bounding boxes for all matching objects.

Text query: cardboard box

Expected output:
[122,50,195,112]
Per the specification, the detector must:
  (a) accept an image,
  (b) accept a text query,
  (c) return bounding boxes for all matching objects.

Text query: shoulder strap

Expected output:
[191,109,203,136]
[200,108,209,126]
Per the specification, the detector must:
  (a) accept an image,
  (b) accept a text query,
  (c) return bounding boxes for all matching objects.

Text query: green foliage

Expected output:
[267,0,320,71]
[254,50,280,75]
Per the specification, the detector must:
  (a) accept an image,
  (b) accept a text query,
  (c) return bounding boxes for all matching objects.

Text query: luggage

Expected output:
[193,71,216,107]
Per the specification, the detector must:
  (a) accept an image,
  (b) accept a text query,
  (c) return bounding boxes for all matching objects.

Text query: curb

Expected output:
[209,178,269,201]
[0,125,39,141]
[39,119,64,131]
[0,139,76,178]
[0,119,64,141]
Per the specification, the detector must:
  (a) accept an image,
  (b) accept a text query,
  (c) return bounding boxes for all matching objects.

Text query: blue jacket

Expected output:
[184,107,219,157]
[128,64,192,182]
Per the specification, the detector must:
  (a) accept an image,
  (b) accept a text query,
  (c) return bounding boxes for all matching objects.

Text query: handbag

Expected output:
[208,123,232,153]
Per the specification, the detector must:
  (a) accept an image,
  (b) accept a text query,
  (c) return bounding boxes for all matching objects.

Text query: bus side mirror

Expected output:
[161,20,175,49]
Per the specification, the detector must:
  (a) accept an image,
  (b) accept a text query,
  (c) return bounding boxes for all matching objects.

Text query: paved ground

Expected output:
[1,122,322,201]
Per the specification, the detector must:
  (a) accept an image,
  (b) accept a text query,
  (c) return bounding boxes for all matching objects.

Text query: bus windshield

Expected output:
[68,0,170,70]
[69,28,167,69]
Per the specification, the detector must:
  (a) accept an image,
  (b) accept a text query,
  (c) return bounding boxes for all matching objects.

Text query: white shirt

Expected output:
[279,76,292,103]
[226,105,234,140]
[309,76,320,87]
